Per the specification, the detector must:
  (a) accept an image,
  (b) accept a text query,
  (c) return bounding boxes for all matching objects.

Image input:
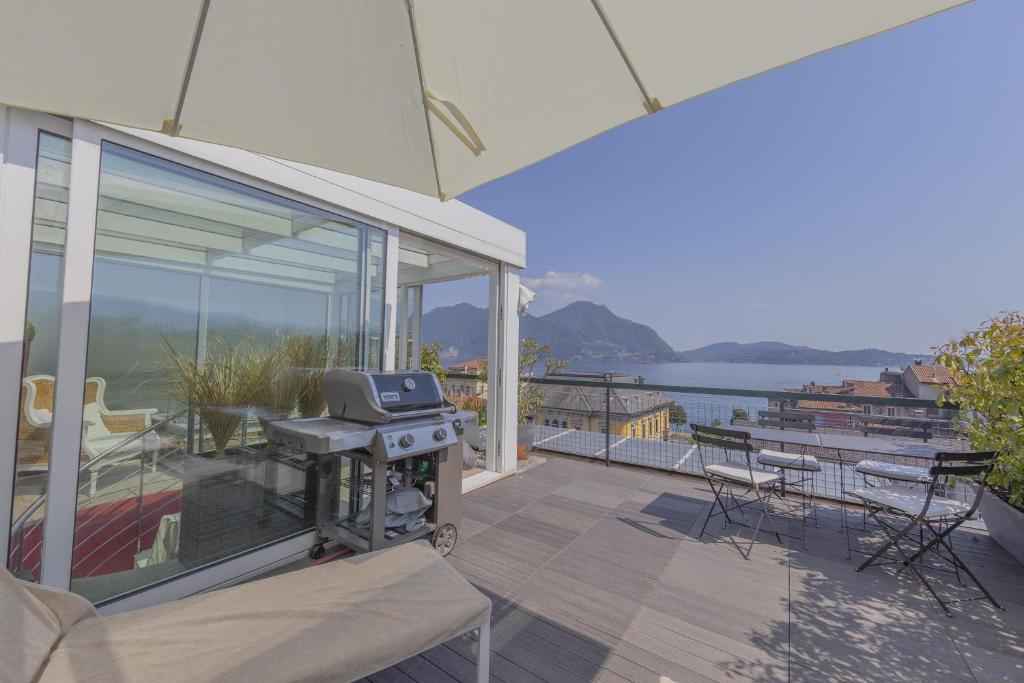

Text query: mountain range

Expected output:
[422,301,674,363]
[422,301,927,366]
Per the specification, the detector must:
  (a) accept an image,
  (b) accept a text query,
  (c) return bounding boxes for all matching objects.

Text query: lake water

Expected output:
[567,361,890,426]
[567,361,888,391]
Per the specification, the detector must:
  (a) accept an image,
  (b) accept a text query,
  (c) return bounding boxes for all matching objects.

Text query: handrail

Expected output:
[445,372,957,409]
[10,408,189,536]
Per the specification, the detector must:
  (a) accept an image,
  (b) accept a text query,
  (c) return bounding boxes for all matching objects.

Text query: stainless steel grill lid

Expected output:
[323,369,448,423]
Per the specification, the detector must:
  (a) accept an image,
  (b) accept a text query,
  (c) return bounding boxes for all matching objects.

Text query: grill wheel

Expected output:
[432,523,458,556]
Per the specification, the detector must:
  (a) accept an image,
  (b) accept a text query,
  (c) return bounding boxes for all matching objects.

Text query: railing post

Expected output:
[135,456,145,554]
[604,373,612,467]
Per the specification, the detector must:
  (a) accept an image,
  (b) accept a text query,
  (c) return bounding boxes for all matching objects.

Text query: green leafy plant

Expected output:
[517,338,568,426]
[25,321,36,344]
[732,407,749,421]
[420,342,447,385]
[935,312,1024,508]
[668,403,687,426]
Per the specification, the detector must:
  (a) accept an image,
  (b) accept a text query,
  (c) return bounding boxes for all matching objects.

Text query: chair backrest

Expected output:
[855,414,933,442]
[17,376,55,470]
[691,423,753,474]
[925,451,997,518]
[81,378,112,439]
[757,409,816,432]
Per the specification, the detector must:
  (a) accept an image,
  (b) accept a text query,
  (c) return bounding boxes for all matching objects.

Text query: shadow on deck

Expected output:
[361,453,1022,682]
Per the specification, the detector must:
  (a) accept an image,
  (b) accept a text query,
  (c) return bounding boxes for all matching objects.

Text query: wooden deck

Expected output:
[362,454,1024,683]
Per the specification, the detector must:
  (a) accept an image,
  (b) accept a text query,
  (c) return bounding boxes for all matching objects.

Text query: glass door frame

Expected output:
[0,108,74,570]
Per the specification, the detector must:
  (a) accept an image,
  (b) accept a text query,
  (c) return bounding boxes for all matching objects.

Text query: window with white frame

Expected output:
[60,141,386,603]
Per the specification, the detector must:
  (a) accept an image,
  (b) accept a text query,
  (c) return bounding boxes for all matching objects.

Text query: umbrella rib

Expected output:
[164,0,212,136]
[405,0,445,200]
[590,0,662,114]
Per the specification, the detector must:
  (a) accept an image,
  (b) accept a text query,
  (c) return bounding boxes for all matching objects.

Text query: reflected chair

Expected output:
[850,450,1002,615]
[20,375,160,496]
[692,424,783,557]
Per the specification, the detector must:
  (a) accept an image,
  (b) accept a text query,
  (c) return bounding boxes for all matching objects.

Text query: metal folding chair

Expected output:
[692,424,783,558]
[850,450,1002,615]
[758,448,821,549]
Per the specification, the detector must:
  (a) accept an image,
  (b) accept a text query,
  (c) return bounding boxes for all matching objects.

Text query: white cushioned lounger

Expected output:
[3,541,491,683]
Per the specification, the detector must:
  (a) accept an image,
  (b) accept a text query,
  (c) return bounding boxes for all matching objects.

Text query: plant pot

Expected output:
[516,423,534,461]
[980,491,1024,567]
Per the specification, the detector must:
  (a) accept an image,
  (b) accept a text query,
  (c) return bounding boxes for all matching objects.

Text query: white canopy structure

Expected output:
[0,0,969,199]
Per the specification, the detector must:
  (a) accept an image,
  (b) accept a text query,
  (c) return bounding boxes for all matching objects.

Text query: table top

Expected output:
[816,432,942,459]
[726,422,943,460]
[727,424,823,448]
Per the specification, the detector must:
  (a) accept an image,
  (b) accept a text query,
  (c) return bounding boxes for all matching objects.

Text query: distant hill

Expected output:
[677,341,927,367]
[421,301,927,366]
[422,301,675,363]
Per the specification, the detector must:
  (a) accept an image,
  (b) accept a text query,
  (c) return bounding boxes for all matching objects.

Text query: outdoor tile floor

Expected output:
[359,454,1022,683]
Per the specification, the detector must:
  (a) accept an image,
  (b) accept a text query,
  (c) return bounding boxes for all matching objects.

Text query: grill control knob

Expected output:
[401,377,416,392]
[399,433,415,449]
[433,427,448,442]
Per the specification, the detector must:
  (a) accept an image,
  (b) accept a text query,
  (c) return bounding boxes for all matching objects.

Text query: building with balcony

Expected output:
[445,357,488,397]
[537,372,673,440]
[772,361,955,419]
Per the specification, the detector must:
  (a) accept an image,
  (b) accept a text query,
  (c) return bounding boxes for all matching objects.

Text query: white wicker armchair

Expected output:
[19,375,160,496]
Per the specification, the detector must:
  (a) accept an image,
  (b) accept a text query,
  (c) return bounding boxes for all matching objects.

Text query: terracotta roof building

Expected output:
[773,361,953,419]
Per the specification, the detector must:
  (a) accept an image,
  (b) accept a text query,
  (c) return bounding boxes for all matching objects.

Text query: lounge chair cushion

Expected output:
[0,569,64,683]
[851,485,971,519]
[705,463,781,487]
[39,541,490,683]
[757,449,821,471]
[854,459,931,484]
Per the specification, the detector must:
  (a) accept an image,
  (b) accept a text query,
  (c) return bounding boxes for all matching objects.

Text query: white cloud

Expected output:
[521,271,602,305]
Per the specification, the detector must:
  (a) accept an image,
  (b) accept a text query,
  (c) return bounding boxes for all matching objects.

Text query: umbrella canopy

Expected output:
[0,0,968,199]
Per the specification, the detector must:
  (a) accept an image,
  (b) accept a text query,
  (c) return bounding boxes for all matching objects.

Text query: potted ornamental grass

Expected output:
[936,312,1024,565]
[165,337,271,456]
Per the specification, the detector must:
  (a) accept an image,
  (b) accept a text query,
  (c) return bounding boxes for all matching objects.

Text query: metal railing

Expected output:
[8,408,188,578]
[448,371,965,503]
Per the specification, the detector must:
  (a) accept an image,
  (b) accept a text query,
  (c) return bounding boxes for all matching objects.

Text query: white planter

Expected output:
[980,491,1024,567]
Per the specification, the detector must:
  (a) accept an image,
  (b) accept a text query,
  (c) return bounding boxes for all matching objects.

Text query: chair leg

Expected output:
[699,479,731,539]
[887,530,952,616]
[857,513,918,572]
[760,487,783,544]
[916,521,1004,611]
[476,619,490,683]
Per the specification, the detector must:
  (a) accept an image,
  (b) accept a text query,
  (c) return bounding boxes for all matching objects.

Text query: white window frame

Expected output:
[0,108,74,568]
[4,115,394,593]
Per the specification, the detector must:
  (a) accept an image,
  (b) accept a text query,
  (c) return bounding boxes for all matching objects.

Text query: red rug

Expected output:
[10,490,182,579]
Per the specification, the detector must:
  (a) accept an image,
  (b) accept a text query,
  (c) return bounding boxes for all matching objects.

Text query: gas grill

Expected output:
[266,370,472,557]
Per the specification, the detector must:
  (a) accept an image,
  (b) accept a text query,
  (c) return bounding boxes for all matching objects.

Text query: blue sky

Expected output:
[425,0,1023,355]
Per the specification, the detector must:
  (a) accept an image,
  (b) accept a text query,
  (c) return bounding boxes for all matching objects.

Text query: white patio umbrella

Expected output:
[0,0,968,199]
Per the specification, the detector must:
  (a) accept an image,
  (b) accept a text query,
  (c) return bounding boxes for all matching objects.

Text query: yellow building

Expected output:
[536,372,673,440]
[444,357,488,397]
